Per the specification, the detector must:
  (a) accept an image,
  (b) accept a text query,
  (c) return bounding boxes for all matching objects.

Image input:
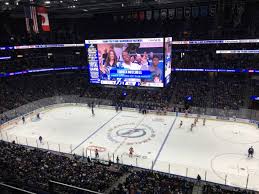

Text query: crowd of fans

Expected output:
[0,2,259,193]
[173,43,259,69]
[0,140,127,193]
[111,171,194,194]
[1,140,257,194]
[0,71,253,118]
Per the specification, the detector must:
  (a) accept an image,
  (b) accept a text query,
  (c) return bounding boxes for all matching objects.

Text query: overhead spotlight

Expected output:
[44,1,50,4]
[60,0,63,3]
[121,3,124,7]
[5,2,9,5]
[72,5,76,8]
[74,0,78,1]
[83,9,88,12]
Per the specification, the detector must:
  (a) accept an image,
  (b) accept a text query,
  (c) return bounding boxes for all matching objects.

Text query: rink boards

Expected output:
[0,103,259,191]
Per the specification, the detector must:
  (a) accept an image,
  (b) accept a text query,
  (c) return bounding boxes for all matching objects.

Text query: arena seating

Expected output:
[1,4,259,193]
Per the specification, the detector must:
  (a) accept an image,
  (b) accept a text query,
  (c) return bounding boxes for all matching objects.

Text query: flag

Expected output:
[24,6,39,33]
[168,8,175,20]
[24,7,31,33]
[31,6,39,33]
[37,7,50,31]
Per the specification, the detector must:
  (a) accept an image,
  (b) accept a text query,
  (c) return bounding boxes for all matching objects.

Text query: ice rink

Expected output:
[1,104,259,191]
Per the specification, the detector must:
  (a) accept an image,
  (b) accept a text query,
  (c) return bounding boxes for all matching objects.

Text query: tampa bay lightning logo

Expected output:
[107,123,156,145]
[116,128,146,138]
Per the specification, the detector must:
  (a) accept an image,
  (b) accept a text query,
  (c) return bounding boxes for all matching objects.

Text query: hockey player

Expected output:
[194,118,197,126]
[91,107,95,116]
[184,110,188,117]
[37,113,40,120]
[39,136,43,144]
[129,147,134,158]
[22,116,25,124]
[248,146,254,158]
[190,123,194,131]
[179,121,183,128]
[203,118,206,126]
[95,148,99,158]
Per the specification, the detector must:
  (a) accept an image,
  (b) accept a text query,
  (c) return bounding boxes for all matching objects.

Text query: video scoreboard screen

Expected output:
[86,37,172,87]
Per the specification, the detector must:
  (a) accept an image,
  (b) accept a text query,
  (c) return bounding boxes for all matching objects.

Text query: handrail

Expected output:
[49,180,104,194]
[0,182,37,194]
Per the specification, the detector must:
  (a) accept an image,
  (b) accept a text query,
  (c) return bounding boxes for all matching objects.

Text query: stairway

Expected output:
[104,171,132,194]
[192,184,203,194]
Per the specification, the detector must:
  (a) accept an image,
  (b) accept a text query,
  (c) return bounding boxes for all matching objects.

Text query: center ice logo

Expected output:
[116,128,147,138]
[107,123,156,145]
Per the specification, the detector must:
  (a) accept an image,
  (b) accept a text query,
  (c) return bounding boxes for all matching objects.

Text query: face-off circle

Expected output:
[107,123,156,145]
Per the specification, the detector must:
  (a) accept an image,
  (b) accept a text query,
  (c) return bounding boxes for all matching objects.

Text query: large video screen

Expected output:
[86,38,171,87]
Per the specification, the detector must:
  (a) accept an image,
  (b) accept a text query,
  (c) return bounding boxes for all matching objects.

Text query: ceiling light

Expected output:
[5,2,9,5]
[60,0,63,3]
[45,1,50,4]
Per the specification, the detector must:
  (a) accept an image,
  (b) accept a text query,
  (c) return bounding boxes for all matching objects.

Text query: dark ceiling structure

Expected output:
[0,0,214,16]
[0,0,253,18]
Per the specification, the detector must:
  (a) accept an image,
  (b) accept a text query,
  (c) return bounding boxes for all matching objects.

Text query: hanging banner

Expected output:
[209,4,217,17]
[176,7,183,19]
[160,9,167,20]
[168,8,175,20]
[146,10,152,20]
[184,7,191,19]
[192,7,199,18]
[153,10,160,20]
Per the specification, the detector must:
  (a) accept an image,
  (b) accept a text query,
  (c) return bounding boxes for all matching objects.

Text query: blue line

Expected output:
[71,111,120,152]
[151,116,177,169]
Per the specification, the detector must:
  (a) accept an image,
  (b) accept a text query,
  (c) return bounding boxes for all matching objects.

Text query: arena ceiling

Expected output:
[0,0,211,15]
[0,0,254,18]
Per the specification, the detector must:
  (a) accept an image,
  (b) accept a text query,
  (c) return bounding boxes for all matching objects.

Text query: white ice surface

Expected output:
[1,105,259,191]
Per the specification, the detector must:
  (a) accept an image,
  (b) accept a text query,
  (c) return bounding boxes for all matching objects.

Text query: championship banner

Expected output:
[168,8,175,20]
[37,6,50,31]
[127,13,132,21]
[120,15,125,21]
[184,7,191,19]
[192,7,199,18]
[153,10,160,20]
[209,4,217,17]
[113,15,118,22]
[160,9,167,20]
[200,6,208,17]
[146,10,152,21]
[138,11,145,21]
[176,7,183,19]
[132,12,138,21]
